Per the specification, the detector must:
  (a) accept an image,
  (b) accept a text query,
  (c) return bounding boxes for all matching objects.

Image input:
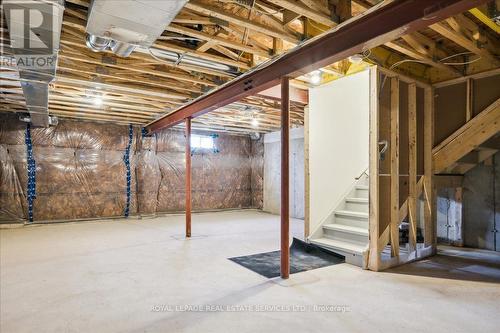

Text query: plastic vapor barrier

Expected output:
[0,114,263,223]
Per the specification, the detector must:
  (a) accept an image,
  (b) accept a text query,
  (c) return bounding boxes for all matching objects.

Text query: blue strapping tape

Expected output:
[123,124,133,217]
[25,124,36,222]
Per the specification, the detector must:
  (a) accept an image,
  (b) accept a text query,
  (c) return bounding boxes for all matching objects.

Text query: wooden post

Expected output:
[273,37,284,56]
[330,0,352,23]
[424,87,435,248]
[368,66,380,271]
[281,76,290,279]
[408,83,417,253]
[185,117,192,238]
[390,77,400,257]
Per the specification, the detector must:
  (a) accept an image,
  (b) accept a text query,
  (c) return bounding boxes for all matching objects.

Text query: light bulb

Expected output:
[93,96,103,106]
[349,54,364,64]
[251,118,259,127]
[310,70,321,85]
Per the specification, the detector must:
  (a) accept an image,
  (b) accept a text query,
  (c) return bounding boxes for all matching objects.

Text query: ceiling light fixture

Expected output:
[349,54,364,64]
[93,95,103,106]
[251,117,259,127]
[310,70,322,85]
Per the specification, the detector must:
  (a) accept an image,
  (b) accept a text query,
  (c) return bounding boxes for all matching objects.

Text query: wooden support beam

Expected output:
[172,14,219,26]
[469,7,500,34]
[55,75,188,101]
[390,77,400,257]
[401,32,443,58]
[424,87,435,247]
[147,0,488,133]
[368,66,380,271]
[185,117,192,238]
[384,41,462,76]
[153,41,251,69]
[58,50,217,87]
[184,0,300,43]
[283,9,301,25]
[433,97,500,173]
[266,0,337,27]
[430,22,500,67]
[352,0,373,10]
[332,0,353,23]
[258,84,308,104]
[57,62,200,96]
[165,24,270,58]
[408,83,418,252]
[300,0,331,15]
[220,25,273,53]
[273,37,284,56]
[433,67,500,88]
[48,111,146,124]
[281,76,290,279]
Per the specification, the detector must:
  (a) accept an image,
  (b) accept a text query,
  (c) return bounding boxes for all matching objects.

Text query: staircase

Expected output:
[309,174,369,267]
[440,135,499,174]
[433,98,500,175]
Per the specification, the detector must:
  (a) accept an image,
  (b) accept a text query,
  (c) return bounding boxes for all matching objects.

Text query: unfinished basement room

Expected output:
[1,0,499,332]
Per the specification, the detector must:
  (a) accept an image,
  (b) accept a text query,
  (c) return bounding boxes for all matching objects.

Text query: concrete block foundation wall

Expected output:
[463,152,500,251]
[0,114,263,223]
[262,127,304,219]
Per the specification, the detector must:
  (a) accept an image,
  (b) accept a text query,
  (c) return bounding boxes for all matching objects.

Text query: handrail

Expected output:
[355,167,369,180]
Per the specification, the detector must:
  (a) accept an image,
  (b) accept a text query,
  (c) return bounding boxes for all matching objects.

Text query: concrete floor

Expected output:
[1,210,499,333]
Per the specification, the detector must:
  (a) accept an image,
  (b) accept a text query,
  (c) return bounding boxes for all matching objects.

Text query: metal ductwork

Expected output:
[3,0,65,127]
[19,114,58,126]
[84,0,236,74]
[85,0,188,57]
[85,34,110,52]
[137,47,237,73]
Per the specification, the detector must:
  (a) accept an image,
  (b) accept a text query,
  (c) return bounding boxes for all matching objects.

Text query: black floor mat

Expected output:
[229,238,345,278]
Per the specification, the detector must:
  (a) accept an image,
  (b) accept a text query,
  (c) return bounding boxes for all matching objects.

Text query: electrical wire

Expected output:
[439,52,483,66]
[389,59,428,70]
[383,50,491,71]
[442,57,483,66]
[439,51,474,62]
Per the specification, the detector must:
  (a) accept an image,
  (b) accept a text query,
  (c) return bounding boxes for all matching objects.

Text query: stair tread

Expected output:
[335,210,369,218]
[345,197,368,203]
[311,238,367,254]
[323,224,369,236]
[355,185,369,190]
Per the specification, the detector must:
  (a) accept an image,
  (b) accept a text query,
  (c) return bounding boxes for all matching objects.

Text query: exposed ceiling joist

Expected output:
[146,0,489,133]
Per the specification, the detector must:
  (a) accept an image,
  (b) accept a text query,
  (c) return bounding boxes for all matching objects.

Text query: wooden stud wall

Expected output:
[368,66,435,271]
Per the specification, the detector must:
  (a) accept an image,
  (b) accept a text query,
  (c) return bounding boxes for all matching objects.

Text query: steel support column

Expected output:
[185,117,192,238]
[281,76,290,279]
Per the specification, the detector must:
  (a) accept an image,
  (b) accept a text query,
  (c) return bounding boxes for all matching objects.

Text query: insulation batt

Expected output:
[0,114,263,222]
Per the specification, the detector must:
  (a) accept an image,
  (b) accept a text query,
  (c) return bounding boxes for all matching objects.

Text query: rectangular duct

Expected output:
[3,0,65,127]
[86,0,188,57]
